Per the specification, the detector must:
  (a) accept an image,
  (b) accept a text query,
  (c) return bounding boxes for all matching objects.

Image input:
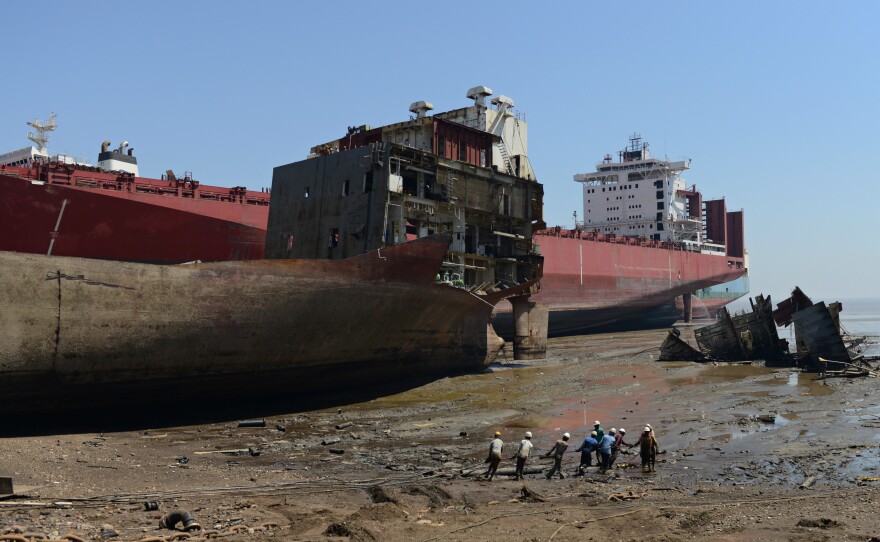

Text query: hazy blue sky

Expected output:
[2,1,877,299]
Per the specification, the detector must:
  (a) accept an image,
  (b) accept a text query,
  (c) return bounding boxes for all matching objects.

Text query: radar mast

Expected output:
[27,113,57,153]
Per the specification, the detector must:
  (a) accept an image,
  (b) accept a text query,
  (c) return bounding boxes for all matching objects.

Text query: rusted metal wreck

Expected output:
[692,294,787,361]
[658,328,704,361]
[665,286,874,374]
[773,287,854,371]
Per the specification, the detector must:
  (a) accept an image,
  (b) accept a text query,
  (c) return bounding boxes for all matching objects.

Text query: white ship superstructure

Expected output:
[574,134,724,255]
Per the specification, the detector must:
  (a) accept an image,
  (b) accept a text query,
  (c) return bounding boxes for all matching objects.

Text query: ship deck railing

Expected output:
[1,163,270,206]
[537,227,745,267]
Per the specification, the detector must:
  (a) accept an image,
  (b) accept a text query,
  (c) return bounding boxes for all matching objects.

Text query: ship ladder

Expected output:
[498,142,515,176]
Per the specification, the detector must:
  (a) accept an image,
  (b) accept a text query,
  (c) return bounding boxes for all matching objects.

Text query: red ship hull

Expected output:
[0,164,269,263]
[494,230,747,335]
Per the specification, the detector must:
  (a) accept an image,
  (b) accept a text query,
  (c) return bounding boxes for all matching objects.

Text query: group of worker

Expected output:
[483,420,659,481]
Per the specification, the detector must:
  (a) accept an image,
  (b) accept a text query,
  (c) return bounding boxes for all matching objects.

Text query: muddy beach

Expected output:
[1,327,878,541]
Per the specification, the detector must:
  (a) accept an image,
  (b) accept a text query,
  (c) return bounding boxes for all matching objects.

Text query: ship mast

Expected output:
[27,113,57,154]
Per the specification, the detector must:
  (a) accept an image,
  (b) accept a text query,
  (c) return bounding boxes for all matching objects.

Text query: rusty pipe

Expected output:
[159,510,201,532]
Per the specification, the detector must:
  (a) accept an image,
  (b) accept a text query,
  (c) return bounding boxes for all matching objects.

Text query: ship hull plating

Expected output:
[0,169,268,263]
[0,235,501,414]
[495,232,746,336]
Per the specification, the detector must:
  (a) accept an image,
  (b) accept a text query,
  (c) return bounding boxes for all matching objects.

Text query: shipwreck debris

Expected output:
[658,328,704,361]
[694,294,787,361]
[774,287,876,373]
[663,287,877,373]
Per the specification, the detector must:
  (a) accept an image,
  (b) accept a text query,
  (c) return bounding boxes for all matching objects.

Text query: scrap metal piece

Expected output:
[792,302,850,370]
[160,510,201,532]
[694,294,786,361]
[773,286,813,327]
[658,329,705,361]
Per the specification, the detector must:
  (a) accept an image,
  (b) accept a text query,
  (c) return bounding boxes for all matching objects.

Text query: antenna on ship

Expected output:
[27,113,57,154]
[629,133,641,152]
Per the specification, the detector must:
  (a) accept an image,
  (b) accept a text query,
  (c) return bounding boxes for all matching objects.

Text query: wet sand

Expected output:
[1,328,878,541]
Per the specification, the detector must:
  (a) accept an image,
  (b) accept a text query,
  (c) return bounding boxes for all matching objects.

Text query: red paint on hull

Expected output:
[535,232,744,308]
[494,230,747,335]
[0,165,269,263]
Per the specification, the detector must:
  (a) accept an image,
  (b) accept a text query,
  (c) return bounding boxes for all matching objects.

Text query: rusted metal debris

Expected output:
[772,286,813,327]
[790,301,850,371]
[692,294,788,362]
[658,328,704,361]
[666,287,876,374]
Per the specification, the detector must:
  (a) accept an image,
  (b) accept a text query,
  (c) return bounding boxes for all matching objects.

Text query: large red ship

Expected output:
[0,115,269,264]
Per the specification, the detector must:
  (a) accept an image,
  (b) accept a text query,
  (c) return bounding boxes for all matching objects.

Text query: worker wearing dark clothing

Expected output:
[544,432,570,479]
[512,432,534,481]
[574,431,599,474]
[598,433,615,473]
[632,427,659,472]
[592,421,605,464]
[610,428,631,468]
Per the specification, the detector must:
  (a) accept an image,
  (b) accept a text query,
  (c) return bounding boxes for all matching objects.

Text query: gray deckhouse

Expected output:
[266,87,545,297]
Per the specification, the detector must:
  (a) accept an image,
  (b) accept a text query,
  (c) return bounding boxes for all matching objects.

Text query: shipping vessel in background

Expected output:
[0,95,547,414]
[513,134,748,335]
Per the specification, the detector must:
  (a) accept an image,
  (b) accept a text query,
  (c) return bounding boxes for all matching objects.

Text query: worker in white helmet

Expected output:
[598,429,616,474]
[574,430,600,475]
[610,428,631,469]
[631,426,659,472]
[544,432,570,479]
[593,421,605,464]
[512,431,534,480]
[483,431,504,480]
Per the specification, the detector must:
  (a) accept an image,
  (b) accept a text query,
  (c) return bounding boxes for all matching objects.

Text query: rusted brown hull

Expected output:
[0,234,503,414]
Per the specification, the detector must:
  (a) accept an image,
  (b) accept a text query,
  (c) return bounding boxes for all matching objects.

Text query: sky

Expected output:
[2,1,878,299]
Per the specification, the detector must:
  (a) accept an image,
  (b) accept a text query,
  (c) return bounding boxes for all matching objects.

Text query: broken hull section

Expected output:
[0,235,502,414]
